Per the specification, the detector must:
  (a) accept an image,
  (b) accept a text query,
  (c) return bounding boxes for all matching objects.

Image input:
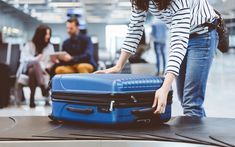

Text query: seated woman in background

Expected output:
[17,25,55,108]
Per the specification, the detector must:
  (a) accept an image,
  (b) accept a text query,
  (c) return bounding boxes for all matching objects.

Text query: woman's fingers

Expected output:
[94,66,121,74]
[154,100,166,114]
[153,90,165,114]
[154,102,162,114]
[94,70,106,74]
[159,104,166,114]
[162,105,166,114]
[152,91,159,108]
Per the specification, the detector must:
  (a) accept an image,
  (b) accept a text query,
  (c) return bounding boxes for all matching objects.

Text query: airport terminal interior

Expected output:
[0,0,235,146]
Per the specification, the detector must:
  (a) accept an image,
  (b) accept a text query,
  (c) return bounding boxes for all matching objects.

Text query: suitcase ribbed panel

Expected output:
[114,78,163,91]
[52,74,164,94]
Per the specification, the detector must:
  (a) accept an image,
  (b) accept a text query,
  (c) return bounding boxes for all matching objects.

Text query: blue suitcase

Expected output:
[49,74,173,124]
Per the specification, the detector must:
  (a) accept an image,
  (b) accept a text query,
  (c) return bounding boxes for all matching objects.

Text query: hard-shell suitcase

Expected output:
[50,74,173,124]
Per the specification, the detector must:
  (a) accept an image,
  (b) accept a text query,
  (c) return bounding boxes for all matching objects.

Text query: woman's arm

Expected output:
[95,5,147,73]
[46,44,58,67]
[152,73,175,114]
[153,3,191,114]
[20,42,37,63]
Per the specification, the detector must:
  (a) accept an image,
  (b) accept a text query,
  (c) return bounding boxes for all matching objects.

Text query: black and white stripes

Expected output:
[122,9,147,53]
[122,0,217,76]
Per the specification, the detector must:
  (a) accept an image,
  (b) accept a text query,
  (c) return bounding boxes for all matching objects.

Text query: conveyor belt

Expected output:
[210,136,235,147]
[176,133,230,147]
[0,116,62,140]
[0,117,16,133]
[67,118,199,143]
[0,116,234,147]
[174,117,235,146]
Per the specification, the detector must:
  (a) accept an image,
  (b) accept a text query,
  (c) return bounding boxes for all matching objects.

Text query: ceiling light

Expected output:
[49,2,82,8]
[13,0,45,4]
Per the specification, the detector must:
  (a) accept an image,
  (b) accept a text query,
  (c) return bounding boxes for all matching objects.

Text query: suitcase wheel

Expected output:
[48,114,60,124]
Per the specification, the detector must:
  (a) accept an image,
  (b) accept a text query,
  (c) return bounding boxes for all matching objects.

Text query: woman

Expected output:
[96,0,219,117]
[17,25,54,108]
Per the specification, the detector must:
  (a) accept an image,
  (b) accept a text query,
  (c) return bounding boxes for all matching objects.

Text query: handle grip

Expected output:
[66,107,94,115]
[132,107,155,117]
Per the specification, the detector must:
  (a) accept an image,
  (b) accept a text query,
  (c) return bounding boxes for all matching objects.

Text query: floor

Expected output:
[0,52,235,118]
[0,140,213,147]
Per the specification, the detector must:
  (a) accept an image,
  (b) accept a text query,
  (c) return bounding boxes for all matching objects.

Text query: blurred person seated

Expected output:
[51,18,97,76]
[16,25,55,108]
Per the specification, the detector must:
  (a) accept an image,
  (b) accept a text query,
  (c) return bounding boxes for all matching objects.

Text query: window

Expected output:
[105,25,128,59]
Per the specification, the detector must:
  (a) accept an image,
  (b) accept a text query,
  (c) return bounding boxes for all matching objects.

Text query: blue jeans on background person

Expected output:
[176,29,219,117]
[154,42,166,75]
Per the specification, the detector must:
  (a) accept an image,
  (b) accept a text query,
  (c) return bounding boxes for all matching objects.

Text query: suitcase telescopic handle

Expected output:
[66,107,94,115]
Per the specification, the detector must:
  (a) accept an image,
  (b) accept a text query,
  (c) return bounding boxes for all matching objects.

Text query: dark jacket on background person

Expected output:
[62,34,97,70]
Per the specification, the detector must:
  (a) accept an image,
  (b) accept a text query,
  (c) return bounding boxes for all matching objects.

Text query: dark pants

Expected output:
[154,42,166,75]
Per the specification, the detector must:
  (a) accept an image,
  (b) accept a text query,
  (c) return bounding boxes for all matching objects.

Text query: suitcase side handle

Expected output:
[66,107,94,115]
[131,108,155,117]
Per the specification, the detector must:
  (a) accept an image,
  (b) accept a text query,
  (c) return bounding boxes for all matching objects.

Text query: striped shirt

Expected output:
[122,0,218,76]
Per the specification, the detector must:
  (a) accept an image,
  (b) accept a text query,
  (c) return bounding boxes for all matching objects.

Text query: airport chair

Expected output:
[93,42,106,70]
[0,43,20,106]
[3,44,25,105]
[9,44,21,77]
[8,44,21,89]
[0,43,9,64]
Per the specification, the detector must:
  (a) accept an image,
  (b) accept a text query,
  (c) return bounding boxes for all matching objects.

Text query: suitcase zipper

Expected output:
[51,91,173,104]
[51,93,154,103]
[52,98,153,108]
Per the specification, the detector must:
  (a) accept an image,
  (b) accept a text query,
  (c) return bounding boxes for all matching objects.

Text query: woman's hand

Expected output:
[94,51,131,74]
[94,65,122,74]
[59,54,73,62]
[152,87,169,114]
[152,72,176,114]
[50,56,59,63]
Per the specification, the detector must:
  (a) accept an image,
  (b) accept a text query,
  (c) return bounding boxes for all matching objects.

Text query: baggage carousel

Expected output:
[0,116,234,147]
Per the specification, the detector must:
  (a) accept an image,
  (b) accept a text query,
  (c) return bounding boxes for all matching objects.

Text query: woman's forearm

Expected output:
[115,51,132,71]
[162,72,176,92]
